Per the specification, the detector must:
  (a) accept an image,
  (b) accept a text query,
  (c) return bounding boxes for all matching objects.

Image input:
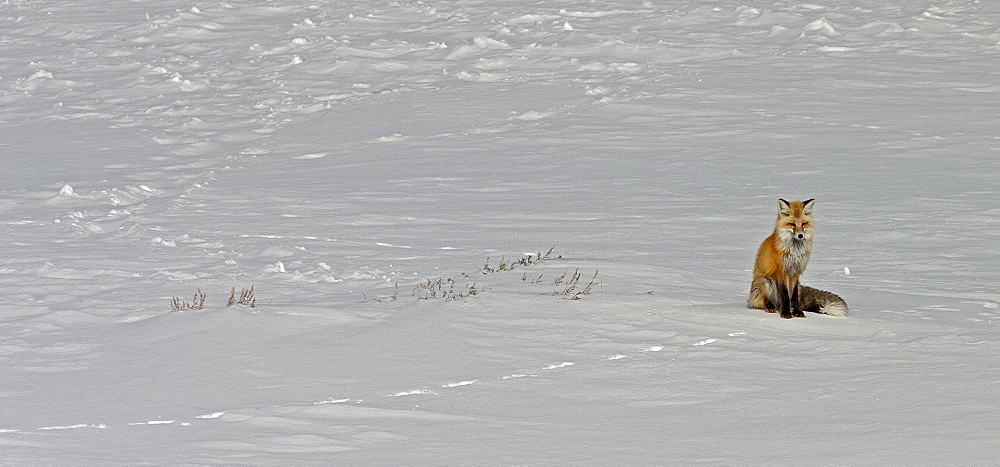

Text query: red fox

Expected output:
[748,199,848,318]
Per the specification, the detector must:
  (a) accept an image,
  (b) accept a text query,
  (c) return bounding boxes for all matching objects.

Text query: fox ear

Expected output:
[777,199,791,215]
[802,198,815,214]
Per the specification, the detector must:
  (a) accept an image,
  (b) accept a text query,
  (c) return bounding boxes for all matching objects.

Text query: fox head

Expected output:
[776,198,815,242]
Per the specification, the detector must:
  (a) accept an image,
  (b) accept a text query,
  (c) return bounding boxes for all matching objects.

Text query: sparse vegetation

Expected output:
[555,269,599,300]
[170,285,256,311]
[480,245,557,274]
[171,288,206,311]
[413,278,480,301]
[363,282,399,303]
[364,245,599,303]
[226,286,256,308]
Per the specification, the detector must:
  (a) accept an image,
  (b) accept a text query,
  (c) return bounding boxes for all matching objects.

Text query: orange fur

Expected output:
[748,198,848,318]
[749,199,815,318]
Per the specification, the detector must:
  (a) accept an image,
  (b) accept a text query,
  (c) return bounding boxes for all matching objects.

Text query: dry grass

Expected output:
[171,285,256,311]
[364,245,599,303]
[481,245,557,274]
[171,288,206,311]
[413,278,480,301]
[363,282,399,303]
[226,286,256,308]
[555,269,599,300]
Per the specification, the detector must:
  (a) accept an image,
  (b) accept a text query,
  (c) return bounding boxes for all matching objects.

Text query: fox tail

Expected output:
[800,285,848,317]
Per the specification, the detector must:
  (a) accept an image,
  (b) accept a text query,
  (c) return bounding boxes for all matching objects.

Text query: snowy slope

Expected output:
[2,0,999,463]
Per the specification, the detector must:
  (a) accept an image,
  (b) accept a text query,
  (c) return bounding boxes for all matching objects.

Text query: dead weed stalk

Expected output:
[171,288,207,311]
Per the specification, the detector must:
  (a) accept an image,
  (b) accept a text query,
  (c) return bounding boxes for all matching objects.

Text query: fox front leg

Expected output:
[779,281,793,319]
[790,280,805,318]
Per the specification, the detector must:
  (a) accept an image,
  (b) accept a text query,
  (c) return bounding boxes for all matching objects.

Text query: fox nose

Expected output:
[796,233,804,239]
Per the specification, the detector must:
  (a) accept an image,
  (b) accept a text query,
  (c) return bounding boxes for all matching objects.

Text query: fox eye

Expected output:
[802,222,810,228]
[786,223,795,228]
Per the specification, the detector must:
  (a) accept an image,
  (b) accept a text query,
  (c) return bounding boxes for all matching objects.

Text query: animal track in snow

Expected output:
[313,399,355,405]
[15,331,743,436]
[502,373,536,379]
[129,420,177,426]
[292,152,327,160]
[442,380,478,388]
[544,362,574,370]
[512,110,554,121]
[387,389,436,397]
[37,424,106,430]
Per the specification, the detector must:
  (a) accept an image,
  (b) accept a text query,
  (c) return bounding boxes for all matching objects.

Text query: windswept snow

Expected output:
[2,0,999,463]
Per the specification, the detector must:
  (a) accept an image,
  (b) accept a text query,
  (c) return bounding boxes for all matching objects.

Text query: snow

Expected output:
[2,0,998,463]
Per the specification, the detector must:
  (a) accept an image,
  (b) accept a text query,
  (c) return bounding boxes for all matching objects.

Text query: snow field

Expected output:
[2,0,999,463]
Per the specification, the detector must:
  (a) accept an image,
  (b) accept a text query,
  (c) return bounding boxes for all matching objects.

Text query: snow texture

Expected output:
[1,0,998,463]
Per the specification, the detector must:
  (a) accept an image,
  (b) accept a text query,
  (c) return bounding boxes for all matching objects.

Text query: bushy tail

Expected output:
[800,285,848,317]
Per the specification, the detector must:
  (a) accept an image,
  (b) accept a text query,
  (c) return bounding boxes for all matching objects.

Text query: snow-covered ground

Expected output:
[2,0,998,463]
